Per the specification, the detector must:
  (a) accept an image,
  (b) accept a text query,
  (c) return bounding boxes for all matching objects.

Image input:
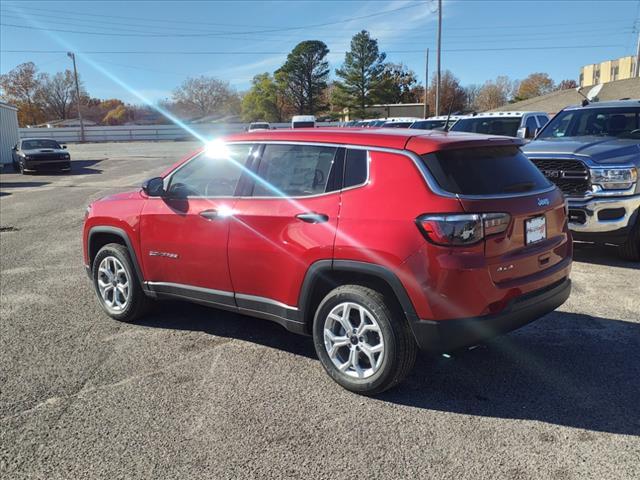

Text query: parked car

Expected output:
[523,99,640,260]
[410,115,467,131]
[83,129,572,394]
[247,121,270,131]
[291,115,316,128]
[450,111,550,139]
[382,118,422,128]
[11,138,71,174]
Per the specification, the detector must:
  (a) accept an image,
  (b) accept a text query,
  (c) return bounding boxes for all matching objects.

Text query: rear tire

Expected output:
[312,285,417,395]
[617,219,640,261]
[92,243,152,322]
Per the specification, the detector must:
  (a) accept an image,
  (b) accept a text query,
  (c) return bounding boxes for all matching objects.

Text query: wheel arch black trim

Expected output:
[87,226,146,289]
[298,259,420,329]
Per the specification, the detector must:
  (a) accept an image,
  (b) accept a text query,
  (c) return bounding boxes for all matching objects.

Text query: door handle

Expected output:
[199,209,221,220]
[296,212,329,224]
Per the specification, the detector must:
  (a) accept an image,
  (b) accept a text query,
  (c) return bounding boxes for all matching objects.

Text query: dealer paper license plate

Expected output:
[525,216,546,245]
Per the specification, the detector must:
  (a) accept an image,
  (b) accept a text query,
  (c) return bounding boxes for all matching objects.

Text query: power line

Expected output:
[0,20,630,41]
[3,3,631,32]
[1,2,425,37]
[1,45,625,56]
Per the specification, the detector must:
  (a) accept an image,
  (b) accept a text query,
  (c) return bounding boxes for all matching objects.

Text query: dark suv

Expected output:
[83,129,572,394]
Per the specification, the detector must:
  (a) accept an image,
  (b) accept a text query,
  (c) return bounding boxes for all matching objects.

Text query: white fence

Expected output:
[18,122,341,143]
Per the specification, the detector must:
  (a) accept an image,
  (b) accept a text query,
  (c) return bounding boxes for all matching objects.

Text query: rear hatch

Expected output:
[418,144,570,284]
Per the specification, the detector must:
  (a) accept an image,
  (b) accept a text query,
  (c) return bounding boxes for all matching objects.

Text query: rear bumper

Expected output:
[409,277,571,352]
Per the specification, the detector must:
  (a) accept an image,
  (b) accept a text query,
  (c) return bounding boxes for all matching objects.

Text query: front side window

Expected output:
[537,107,640,139]
[450,117,522,137]
[166,144,253,197]
[252,144,337,197]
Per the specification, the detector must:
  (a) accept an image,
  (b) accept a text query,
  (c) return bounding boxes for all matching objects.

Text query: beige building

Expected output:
[341,103,425,121]
[580,56,637,87]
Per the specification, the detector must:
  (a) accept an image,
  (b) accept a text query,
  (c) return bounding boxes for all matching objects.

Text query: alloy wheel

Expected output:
[323,302,385,379]
[97,256,130,312]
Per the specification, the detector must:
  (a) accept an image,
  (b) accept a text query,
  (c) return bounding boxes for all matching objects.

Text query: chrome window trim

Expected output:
[161,139,555,201]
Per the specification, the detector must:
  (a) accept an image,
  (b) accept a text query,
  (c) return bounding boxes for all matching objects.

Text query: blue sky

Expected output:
[1,0,638,104]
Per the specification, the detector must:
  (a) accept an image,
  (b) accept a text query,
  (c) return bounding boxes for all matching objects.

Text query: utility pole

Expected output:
[423,49,429,118]
[67,52,85,142]
[635,33,640,78]
[435,0,442,116]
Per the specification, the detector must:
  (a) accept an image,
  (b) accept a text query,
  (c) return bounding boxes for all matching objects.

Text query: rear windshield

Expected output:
[450,117,521,137]
[292,121,315,128]
[421,146,551,195]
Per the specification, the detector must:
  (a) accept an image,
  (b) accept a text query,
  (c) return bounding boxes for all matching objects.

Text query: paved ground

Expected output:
[1,142,639,479]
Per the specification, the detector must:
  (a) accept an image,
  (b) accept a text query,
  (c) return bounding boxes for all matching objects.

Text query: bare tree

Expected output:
[464,84,481,111]
[476,76,516,111]
[558,79,578,90]
[426,70,466,114]
[172,76,236,119]
[36,70,81,120]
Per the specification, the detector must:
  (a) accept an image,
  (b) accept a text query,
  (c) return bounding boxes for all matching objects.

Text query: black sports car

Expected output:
[12,138,71,174]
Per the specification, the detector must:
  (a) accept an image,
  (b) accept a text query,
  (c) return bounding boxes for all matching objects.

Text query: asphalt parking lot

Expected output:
[1,141,639,479]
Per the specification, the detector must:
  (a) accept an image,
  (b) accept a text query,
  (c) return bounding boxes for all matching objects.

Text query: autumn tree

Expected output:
[334,30,387,118]
[275,40,330,115]
[0,62,46,126]
[427,70,466,115]
[476,76,515,111]
[557,79,578,90]
[515,73,555,101]
[172,76,237,118]
[376,63,418,105]
[102,104,133,125]
[242,73,287,122]
[36,70,82,120]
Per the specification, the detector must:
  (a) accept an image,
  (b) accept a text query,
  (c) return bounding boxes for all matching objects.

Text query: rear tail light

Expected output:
[416,213,510,246]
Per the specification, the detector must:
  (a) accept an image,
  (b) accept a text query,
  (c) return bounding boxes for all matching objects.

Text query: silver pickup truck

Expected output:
[523,100,640,260]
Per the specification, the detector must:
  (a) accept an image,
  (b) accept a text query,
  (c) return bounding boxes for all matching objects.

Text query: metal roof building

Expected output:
[0,102,20,167]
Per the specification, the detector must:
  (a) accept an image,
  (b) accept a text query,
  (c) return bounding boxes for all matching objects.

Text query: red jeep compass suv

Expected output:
[83,129,572,394]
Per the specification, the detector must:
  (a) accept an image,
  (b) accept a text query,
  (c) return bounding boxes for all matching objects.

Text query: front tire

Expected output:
[92,243,151,322]
[312,285,417,395]
[617,219,640,261]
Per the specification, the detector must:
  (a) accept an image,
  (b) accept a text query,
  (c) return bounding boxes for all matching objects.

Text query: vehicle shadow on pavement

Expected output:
[573,242,639,270]
[0,181,51,189]
[138,300,317,359]
[67,159,104,175]
[382,311,640,436]
[139,302,639,435]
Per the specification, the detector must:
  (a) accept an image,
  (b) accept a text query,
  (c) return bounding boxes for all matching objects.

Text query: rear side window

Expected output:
[536,115,549,128]
[451,117,521,137]
[344,149,367,188]
[253,144,337,197]
[421,146,551,195]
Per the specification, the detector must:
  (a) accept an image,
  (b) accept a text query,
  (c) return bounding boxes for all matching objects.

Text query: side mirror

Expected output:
[142,177,165,197]
[62,145,67,149]
[516,127,526,139]
[11,146,17,151]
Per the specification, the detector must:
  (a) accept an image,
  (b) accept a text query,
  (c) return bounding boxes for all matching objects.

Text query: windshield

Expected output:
[249,123,269,129]
[411,120,445,130]
[450,117,521,137]
[292,121,315,128]
[537,107,640,139]
[384,122,412,128]
[22,139,61,150]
